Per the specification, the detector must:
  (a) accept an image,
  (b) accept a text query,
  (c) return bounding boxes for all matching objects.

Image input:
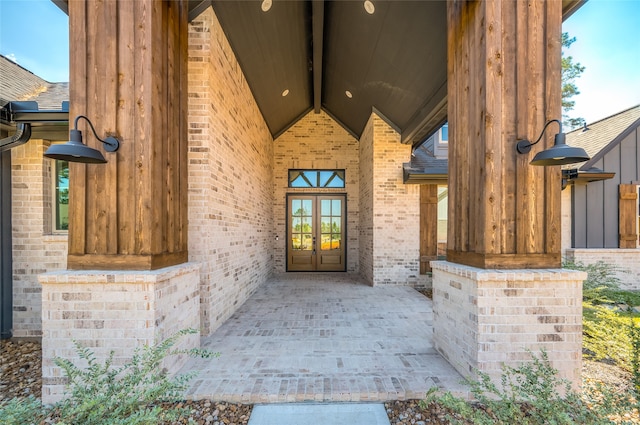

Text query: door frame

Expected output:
[285,192,347,272]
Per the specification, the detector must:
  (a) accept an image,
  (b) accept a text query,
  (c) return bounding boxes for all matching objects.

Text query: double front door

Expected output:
[288,195,346,271]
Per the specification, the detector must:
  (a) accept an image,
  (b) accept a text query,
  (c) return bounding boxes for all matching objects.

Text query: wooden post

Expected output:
[67,0,189,270]
[446,0,562,269]
[420,184,438,273]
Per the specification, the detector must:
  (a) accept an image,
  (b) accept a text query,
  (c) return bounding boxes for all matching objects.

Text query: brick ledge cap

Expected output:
[430,261,588,281]
[37,262,201,284]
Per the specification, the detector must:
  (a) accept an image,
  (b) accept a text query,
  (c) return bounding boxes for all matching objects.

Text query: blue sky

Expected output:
[0,0,638,125]
[0,0,69,82]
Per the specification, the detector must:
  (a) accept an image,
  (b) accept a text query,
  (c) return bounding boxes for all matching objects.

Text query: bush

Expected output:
[422,350,637,425]
[582,304,639,371]
[0,329,215,425]
[0,396,42,425]
[562,259,623,304]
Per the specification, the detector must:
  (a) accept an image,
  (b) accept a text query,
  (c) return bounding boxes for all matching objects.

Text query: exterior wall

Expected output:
[565,248,640,290]
[572,127,640,248]
[359,114,425,286]
[39,263,200,403]
[11,139,67,337]
[561,185,572,255]
[432,261,585,388]
[188,9,274,335]
[359,120,374,284]
[273,111,360,273]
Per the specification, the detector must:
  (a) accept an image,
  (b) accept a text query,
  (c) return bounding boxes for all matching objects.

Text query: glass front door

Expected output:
[288,195,346,271]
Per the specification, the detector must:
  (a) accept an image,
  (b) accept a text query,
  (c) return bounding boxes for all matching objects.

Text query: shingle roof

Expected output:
[565,105,640,169]
[402,137,448,183]
[0,54,68,110]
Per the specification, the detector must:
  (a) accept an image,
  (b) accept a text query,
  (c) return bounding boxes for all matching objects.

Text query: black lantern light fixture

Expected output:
[516,119,589,166]
[44,115,120,164]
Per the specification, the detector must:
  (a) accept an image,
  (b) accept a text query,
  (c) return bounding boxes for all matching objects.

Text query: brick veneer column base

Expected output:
[566,249,640,290]
[431,261,586,389]
[39,263,200,404]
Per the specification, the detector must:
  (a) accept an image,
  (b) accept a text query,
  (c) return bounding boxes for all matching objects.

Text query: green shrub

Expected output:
[0,396,43,425]
[562,259,623,305]
[630,320,640,394]
[422,349,636,425]
[583,304,637,372]
[0,329,215,425]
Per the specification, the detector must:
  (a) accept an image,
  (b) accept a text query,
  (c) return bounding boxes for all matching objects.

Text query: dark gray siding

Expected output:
[572,127,640,248]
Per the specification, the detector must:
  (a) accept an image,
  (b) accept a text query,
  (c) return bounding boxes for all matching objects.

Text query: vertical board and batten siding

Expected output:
[446,0,562,269]
[572,126,640,248]
[67,1,189,270]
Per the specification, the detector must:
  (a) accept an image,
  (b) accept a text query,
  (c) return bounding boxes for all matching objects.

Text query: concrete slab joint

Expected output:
[431,260,586,389]
[38,262,201,404]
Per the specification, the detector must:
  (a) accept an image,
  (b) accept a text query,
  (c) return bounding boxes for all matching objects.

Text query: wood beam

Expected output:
[312,0,324,113]
[67,0,189,270]
[446,0,563,269]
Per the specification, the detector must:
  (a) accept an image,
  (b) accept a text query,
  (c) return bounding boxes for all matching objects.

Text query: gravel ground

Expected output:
[1,338,638,424]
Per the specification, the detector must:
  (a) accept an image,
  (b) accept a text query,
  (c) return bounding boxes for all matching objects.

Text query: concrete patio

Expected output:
[180,273,467,403]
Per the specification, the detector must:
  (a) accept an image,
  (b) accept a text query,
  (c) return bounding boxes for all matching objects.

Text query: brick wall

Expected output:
[188,9,274,335]
[359,114,425,286]
[565,249,640,290]
[273,111,360,273]
[432,261,585,387]
[11,139,67,337]
[39,263,200,403]
[359,119,374,284]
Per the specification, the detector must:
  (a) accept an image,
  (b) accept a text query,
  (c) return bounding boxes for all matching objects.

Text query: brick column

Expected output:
[40,1,197,403]
[39,264,200,403]
[432,262,585,386]
[438,0,585,388]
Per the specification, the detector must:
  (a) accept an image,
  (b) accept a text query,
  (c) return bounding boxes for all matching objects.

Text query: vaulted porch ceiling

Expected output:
[55,0,585,144]
[209,0,448,143]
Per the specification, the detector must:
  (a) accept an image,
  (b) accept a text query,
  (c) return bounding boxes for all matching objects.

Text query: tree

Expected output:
[562,32,586,129]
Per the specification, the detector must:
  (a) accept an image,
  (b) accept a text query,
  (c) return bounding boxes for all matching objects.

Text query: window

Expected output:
[54,160,69,231]
[288,170,345,188]
[440,123,448,142]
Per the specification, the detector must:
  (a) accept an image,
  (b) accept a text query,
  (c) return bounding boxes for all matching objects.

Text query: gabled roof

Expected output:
[0,54,69,111]
[566,105,640,170]
[52,0,584,144]
[0,55,70,141]
[402,132,448,184]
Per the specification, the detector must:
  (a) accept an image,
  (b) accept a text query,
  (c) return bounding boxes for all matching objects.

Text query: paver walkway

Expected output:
[181,273,466,403]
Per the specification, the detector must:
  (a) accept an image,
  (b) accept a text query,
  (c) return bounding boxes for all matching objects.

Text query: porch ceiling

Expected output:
[53,0,585,144]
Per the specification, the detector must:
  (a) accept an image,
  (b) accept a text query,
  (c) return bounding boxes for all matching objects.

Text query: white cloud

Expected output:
[6,53,18,63]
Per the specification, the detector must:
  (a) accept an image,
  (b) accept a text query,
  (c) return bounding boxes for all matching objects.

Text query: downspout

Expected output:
[0,122,32,153]
[0,149,12,338]
[0,123,31,339]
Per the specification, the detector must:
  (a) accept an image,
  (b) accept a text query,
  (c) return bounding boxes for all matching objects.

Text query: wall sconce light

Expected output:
[516,119,589,166]
[44,115,120,164]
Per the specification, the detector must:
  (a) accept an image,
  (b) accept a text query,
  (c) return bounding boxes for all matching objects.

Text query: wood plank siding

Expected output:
[67,0,189,270]
[572,127,640,248]
[446,0,562,269]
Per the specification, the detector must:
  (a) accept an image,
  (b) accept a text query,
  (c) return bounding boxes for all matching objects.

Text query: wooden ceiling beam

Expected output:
[311,0,324,113]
